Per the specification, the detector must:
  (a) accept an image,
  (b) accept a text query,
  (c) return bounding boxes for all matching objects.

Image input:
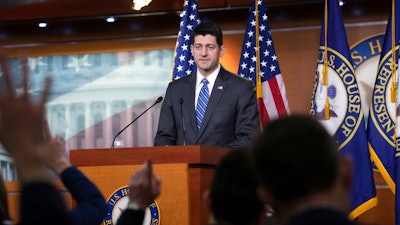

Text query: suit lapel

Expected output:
[182,75,198,136]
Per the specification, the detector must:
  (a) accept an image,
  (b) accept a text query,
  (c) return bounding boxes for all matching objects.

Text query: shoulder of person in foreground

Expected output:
[43,123,106,225]
[286,207,358,225]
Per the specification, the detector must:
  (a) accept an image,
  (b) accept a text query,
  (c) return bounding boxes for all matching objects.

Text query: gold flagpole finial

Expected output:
[325,98,330,120]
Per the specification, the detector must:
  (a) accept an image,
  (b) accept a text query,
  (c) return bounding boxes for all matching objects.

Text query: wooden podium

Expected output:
[70,145,229,225]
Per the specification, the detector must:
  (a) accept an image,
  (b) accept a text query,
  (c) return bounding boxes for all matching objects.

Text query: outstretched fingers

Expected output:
[43,120,52,141]
[145,159,161,198]
[0,54,52,155]
[40,76,52,109]
[21,57,29,101]
[146,160,152,188]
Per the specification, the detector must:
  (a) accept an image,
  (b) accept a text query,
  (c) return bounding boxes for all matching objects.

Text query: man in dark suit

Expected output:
[154,21,260,149]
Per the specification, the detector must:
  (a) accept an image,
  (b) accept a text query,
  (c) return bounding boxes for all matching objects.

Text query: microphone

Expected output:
[179,98,186,145]
[111,96,163,148]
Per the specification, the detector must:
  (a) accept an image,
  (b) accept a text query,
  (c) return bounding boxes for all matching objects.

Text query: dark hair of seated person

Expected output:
[210,149,265,225]
[252,115,339,206]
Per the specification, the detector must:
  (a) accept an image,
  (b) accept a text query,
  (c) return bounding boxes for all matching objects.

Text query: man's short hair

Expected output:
[252,115,339,205]
[191,21,223,46]
[210,149,264,225]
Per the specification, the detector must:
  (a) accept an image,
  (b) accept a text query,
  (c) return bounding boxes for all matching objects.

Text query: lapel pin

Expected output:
[218,86,223,90]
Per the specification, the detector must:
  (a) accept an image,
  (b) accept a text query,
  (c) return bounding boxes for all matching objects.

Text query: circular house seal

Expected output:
[103,186,160,225]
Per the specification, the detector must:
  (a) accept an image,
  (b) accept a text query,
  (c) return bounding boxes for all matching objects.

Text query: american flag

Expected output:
[238,0,290,125]
[172,0,200,80]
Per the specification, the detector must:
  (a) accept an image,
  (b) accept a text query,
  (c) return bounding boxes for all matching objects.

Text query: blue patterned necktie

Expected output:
[196,78,209,131]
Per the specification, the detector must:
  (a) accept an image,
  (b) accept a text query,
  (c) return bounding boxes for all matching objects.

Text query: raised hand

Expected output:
[43,120,71,175]
[0,55,52,182]
[128,160,161,210]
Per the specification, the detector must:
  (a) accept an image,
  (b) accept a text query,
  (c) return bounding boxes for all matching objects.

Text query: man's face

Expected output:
[191,34,225,77]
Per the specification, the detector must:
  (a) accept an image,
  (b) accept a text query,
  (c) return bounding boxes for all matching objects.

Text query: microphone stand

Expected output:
[111,96,163,148]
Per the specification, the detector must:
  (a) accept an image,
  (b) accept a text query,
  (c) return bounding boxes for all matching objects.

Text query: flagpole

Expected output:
[323,0,330,120]
[254,0,263,101]
[391,0,397,103]
[390,0,399,152]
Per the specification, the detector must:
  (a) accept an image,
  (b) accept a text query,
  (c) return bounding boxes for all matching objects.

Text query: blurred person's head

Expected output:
[252,115,352,222]
[205,149,265,225]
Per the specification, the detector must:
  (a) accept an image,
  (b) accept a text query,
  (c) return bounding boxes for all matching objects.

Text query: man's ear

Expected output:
[219,45,226,57]
[203,189,212,210]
